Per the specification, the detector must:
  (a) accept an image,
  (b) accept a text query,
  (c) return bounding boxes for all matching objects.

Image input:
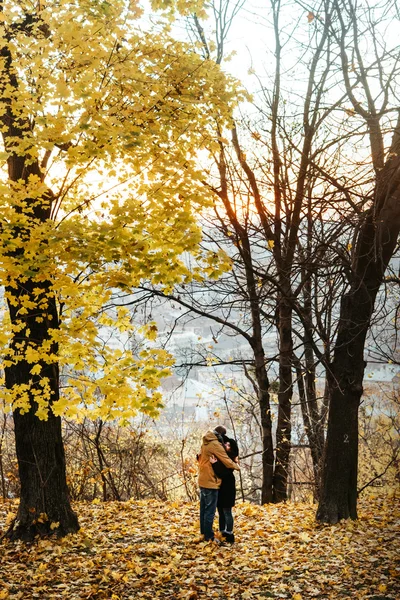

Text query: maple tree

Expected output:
[0,0,238,540]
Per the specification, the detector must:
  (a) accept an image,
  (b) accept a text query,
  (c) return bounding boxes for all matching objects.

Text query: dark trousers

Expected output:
[199,487,219,541]
[218,506,234,532]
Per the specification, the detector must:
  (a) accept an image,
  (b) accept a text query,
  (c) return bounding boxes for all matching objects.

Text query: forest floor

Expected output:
[0,493,398,600]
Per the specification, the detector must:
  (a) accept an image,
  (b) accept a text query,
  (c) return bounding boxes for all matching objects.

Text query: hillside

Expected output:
[0,494,398,599]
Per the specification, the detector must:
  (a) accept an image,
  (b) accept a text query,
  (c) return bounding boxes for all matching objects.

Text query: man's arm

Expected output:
[211,442,240,470]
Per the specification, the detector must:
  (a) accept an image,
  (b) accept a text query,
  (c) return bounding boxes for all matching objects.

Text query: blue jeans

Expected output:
[199,488,219,541]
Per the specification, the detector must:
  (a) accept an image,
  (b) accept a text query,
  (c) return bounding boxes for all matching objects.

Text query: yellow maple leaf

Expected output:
[30,364,42,376]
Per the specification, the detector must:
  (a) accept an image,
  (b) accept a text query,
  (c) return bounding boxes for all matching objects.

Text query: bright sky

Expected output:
[193,0,400,103]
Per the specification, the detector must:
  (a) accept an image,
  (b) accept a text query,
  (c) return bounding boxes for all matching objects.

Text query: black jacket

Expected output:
[212,437,239,508]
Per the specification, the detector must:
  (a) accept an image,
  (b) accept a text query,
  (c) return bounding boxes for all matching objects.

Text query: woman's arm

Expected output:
[210,442,240,470]
[210,455,231,478]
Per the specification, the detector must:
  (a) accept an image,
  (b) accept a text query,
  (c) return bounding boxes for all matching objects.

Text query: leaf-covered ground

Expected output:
[0,494,399,599]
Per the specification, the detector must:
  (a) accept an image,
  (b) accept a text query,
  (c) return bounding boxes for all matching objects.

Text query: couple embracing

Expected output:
[197,425,240,544]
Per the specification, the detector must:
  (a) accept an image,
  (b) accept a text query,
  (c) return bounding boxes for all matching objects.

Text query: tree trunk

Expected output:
[273,296,293,502]
[303,280,325,496]
[94,420,108,501]
[0,413,8,498]
[7,403,79,541]
[316,291,366,523]
[254,355,274,504]
[317,2,400,524]
[94,420,121,501]
[294,356,323,500]
[4,275,79,541]
[317,368,360,523]
[318,168,400,521]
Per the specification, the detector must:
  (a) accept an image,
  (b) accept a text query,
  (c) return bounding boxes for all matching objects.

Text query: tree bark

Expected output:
[317,367,360,522]
[4,280,79,540]
[7,405,79,541]
[0,413,7,498]
[254,353,274,504]
[273,296,293,502]
[317,290,367,522]
[296,269,325,499]
[318,149,400,522]
[294,355,324,500]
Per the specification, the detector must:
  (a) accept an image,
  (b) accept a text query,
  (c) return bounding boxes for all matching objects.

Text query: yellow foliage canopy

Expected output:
[0,0,237,421]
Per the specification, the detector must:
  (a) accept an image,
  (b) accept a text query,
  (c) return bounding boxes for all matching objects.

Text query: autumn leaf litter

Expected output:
[0,494,398,599]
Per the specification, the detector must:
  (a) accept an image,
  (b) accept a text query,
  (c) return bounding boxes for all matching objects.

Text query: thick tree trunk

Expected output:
[6,403,79,541]
[316,291,367,522]
[317,369,360,522]
[273,297,293,502]
[318,163,400,521]
[317,229,382,521]
[4,281,79,541]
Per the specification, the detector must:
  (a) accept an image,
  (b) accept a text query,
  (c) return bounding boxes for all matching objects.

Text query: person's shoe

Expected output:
[224,532,235,543]
[221,530,228,539]
[205,537,221,545]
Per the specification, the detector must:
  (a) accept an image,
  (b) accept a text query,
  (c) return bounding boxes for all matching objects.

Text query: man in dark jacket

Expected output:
[197,426,240,542]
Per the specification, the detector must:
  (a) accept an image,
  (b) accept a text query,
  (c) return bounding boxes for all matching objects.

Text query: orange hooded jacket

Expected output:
[198,430,240,489]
